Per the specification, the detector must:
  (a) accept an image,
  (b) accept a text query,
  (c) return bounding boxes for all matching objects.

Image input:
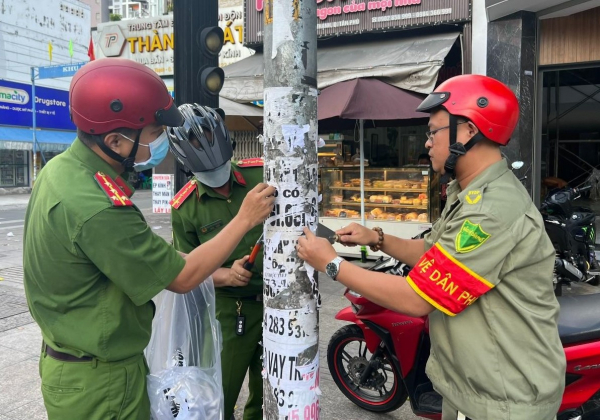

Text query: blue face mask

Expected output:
[121,131,169,172]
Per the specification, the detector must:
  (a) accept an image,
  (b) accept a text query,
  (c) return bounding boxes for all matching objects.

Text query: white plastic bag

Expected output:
[145,278,224,420]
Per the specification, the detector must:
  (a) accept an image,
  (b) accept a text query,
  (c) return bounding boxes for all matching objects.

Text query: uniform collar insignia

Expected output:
[233,171,246,186]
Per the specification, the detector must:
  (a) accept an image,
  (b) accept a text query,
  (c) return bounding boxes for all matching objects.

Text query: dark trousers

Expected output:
[216,295,263,420]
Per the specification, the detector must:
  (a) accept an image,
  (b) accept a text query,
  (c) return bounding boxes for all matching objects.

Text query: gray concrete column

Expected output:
[487,11,537,195]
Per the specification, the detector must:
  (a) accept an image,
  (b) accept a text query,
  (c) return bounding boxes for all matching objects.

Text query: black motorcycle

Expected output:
[541,184,600,295]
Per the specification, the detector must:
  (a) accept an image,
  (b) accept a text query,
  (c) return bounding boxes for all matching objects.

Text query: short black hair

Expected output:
[77,127,138,148]
[418,153,429,160]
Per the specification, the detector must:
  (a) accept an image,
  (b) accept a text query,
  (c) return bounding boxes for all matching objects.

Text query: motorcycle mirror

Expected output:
[511,161,524,170]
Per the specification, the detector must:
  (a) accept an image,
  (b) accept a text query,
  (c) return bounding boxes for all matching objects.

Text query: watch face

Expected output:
[326,262,337,278]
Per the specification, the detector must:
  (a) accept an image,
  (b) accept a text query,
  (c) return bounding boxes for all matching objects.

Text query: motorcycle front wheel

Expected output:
[327,325,408,413]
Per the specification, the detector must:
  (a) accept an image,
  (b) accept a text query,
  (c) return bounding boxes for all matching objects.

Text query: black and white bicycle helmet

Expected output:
[167,104,233,187]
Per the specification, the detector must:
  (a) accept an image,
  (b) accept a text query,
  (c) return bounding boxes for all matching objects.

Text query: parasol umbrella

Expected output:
[318,78,428,225]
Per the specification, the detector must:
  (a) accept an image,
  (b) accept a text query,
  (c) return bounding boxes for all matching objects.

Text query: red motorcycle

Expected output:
[327,258,600,420]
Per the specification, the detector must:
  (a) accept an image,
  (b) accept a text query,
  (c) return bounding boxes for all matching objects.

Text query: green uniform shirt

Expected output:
[171,164,264,297]
[409,159,565,419]
[23,139,185,361]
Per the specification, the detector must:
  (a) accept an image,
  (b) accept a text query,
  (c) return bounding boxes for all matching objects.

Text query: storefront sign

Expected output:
[0,80,75,131]
[96,16,174,76]
[38,62,88,79]
[219,5,256,67]
[94,8,254,76]
[152,174,174,214]
[245,0,470,45]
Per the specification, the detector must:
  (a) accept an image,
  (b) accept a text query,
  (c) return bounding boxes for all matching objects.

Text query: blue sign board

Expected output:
[0,80,75,131]
[38,62,88,80]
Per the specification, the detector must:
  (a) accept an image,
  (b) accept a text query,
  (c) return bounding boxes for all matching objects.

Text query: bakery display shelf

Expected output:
[330,186,427,193]
[330,201,428,210]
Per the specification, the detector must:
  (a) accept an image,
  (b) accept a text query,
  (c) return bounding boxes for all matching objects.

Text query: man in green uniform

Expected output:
[23,58,276,420]
[298,75,565,419]
[167,103,265,420]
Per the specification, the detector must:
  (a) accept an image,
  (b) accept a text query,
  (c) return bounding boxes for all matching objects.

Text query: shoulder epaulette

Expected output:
[237,158,264,168]
[170,179,198,209]
[113,176,133,197]
[94,172,133,207]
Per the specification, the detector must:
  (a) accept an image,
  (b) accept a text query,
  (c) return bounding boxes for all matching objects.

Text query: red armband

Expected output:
[406,243,494,316]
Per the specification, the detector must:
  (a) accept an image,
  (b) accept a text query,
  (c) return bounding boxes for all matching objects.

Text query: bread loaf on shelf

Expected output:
[325,208,345,217]
[405,212,418,221]
[370,208,383,217]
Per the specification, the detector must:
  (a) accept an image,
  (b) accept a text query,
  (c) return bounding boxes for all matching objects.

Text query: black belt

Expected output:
[45,344,92,362]
[238,294,263,302]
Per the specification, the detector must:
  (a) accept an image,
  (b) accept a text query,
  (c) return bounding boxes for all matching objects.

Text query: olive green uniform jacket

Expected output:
[407,159,565,419]
[23,138,185,419]
[170,163,264,420]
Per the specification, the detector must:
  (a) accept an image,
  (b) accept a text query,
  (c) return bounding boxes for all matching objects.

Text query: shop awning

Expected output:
[0,126,76,152]
[219,97,263,131]
[318,78,427,121]
[221,32,460,103]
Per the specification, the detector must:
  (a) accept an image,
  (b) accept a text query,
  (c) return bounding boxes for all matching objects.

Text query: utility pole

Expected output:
[262,0,320,418]
[172,0,224,190]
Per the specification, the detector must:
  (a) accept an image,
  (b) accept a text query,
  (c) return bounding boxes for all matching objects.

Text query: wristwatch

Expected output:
[326,257,345,281]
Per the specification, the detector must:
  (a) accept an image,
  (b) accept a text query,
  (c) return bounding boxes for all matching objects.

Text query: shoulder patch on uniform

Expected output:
[170,179,198,209]
[94,172,133,207]
[455,219,491,253]
[237,158,263,167]
[465,190,482,205]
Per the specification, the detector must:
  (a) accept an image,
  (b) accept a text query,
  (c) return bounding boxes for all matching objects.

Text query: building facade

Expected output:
[79,0,110,28]
[108,0,168,20]
[475,1,600,204]
[0,0,91,188]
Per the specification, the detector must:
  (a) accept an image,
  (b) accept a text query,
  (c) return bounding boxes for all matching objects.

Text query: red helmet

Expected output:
[416,75,519,146]
[69,58,183,134]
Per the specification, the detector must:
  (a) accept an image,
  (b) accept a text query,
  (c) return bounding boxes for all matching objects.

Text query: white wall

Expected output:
[0,0,91,90]
[471,0,488,75]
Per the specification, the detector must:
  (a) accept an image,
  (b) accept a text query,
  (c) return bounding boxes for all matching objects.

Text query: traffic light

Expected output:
[173,0,222,190]
[198,27,225,97]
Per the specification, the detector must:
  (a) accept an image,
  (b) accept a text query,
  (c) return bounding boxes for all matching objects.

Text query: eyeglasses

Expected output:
[425,121,468,143]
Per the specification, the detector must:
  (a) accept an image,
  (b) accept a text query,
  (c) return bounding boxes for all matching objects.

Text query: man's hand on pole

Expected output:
[237,183,276,230]
[297,227,338,272]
